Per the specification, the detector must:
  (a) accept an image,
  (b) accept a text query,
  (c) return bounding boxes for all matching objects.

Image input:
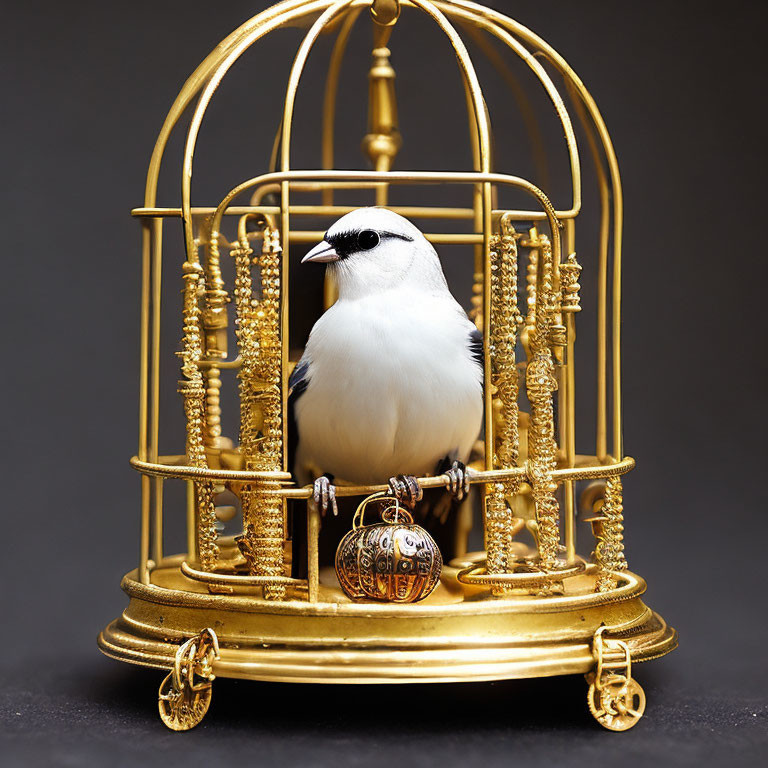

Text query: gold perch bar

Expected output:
[130,455,636,491]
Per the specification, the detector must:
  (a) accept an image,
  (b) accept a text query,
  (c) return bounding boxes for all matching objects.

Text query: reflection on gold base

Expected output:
[98,555,676,691]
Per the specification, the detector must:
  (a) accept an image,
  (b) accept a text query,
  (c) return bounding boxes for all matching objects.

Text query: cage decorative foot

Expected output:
[585,625,646,731]
[157,628,220,732]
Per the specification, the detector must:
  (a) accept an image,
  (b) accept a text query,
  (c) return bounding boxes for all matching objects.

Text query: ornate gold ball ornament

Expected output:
[370,0,400,26]
[335,494,442,603]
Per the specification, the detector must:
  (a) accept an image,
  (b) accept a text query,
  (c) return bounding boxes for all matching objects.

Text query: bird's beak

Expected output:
[302,240,339,263]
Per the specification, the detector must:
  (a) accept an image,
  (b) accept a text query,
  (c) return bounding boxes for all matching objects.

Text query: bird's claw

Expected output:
[387,474,423,510]
[443,460,472,501]
[313,475,338,517]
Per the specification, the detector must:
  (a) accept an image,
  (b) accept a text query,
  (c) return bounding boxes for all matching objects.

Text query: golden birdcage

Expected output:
[98,0,677,732]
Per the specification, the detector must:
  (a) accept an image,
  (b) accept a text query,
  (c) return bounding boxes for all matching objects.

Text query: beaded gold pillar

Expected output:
[231,222,262,457]
[230,225,260,585]
[525,233,561,572]
[179,259,218,571]
[524,229,539,339]
[484,221,523,592]
[593,476,628,591]
[231,221,286,600]
[202,229,229,451]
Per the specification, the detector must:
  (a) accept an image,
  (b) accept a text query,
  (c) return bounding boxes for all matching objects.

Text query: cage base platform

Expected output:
[98,558,676,687]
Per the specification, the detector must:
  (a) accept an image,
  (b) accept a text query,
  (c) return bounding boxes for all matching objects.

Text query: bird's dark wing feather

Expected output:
[289,358,310,399]
[468,328,484,371]
[288,357,310,476]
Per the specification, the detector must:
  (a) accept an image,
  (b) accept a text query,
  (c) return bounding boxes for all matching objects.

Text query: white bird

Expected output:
[290,207,483,516]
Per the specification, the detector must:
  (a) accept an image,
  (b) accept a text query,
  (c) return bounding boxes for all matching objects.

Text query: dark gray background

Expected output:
[2,1,767,765]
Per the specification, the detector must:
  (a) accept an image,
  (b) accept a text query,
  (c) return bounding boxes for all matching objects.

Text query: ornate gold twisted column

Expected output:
[525,233,560,572]
[593,476,627,591]
[231,221,286,600]
[179,259,218,570]
[484,222,523,592]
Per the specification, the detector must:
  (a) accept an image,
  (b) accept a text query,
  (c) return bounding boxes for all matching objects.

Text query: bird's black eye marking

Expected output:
[357,229,380,250]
